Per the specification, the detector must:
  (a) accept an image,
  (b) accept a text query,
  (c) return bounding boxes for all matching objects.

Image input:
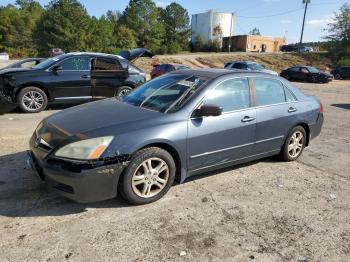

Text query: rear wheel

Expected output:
[17,87,48,113]
[115,86,132,98]
[281,126,306,161]
[119,147,176,205]
[334,73,341,80]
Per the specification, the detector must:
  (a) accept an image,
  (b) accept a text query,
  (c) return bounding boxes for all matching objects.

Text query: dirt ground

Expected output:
[0,80,350,262]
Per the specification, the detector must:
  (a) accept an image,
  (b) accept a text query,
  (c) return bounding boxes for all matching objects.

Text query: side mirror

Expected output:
[52,65,62,72]
[193,104,222,118]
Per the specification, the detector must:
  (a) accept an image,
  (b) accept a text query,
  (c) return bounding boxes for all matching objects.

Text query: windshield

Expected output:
[307,67,319,73]
[248,63,264,71]
[122,74,206,113]
[33,55,65,69]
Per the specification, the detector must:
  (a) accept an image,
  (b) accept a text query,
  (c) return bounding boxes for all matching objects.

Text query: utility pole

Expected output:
[299,0,310,52]
[229,13,234,53]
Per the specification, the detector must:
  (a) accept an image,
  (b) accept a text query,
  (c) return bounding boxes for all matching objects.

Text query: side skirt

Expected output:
[185,149,281,179]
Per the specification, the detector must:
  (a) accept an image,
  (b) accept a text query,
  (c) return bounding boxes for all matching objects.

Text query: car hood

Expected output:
[39,99,161,147]
[0,67,33,74]
[118,48,154,62]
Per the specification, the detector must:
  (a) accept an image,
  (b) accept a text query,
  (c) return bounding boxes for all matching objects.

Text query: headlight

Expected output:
[55,136,114,160]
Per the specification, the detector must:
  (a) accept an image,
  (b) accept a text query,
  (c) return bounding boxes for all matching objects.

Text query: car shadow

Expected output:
[0,151,280,218]
[0,151,129,218]
[331,103,350,110]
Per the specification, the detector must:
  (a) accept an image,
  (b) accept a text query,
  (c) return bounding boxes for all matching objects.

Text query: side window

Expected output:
[290,67,300,72]
[285,87,297,102]
[225,63,232,68]
[204,78,250,112]
[20,61,37,68]
[94,57,122,71]
[59,57,90,70]
[232,63,247,70]
[254,78,286,106]
[300,67,309,73]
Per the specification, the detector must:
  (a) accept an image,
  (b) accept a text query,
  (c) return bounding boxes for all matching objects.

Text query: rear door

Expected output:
[91,56,128,98]
[251,77,299,154]
[49,56,92,100]
[187,77,256,172]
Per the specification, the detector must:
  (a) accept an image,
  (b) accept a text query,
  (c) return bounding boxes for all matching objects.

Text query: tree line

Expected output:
[0,0,191,57]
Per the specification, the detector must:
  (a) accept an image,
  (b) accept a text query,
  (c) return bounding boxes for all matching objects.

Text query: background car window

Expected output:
[204,78,250,112]
[254,78,286,106]
[232,63,248,70]
[285,87,297,102]
[94,57,122,71]
[59,57,90,70]
[20,61,37,68]
[289,67,300,72]
[301,68,309,73]
[224,63,233,68]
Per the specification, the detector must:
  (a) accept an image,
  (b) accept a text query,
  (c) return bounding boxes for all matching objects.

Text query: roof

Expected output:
[65,52,126,60]
[170,68,276,78]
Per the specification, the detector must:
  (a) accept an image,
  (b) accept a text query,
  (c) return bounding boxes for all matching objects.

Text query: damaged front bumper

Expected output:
[28,145,130,203]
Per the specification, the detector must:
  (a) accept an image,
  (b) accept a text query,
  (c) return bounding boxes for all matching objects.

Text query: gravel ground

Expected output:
[0,80,350,262]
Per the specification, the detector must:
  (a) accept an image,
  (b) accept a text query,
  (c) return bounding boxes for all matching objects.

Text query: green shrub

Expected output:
[337,57,350,67]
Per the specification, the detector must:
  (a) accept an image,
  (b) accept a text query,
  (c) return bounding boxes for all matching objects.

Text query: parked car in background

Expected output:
[298,46,313,53]
[49,48,65,57]
[0,52,10,60]
[0,58,45,72]
[150,63,190,79]
[280,66,333,83]
[28,69,323,204]
[280,45,298,52]
[0,50,152,113]
[224,60,278,75]
[330,67,350,79]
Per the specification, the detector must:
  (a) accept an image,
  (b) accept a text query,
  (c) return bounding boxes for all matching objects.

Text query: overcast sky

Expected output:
[1,0,348,43]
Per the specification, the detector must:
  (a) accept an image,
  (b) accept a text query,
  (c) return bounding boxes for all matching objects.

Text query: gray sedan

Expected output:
[28,69,323,205]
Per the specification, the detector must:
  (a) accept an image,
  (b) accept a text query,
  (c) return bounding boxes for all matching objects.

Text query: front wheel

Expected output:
[17,87,48,113]
[115,86,132,98]
[119,147,176,205]
[281,126,306,161]
[334,73,341,80]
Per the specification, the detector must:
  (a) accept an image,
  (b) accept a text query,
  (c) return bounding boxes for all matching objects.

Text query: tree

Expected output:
[121,0,165,53]
[115,25,137,50]
[249,27,261,36]
[161,2,190,53]
[325,3,350,62]
[191,34,205,52]
[87,15,116,53]
[0,1,43,57]
[33,0,91,54]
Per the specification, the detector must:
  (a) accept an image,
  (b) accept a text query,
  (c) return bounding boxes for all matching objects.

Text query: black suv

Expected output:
[0,50,151,113]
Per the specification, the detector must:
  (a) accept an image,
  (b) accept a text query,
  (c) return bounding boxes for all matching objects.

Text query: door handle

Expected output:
[241,116,255,122]
[81,75,90,79]
[288,107,297,113]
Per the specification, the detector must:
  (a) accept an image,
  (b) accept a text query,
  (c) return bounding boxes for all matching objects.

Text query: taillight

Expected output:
[320,102,324,113]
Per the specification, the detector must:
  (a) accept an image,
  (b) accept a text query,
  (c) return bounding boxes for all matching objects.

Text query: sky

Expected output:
[0,0,348,43]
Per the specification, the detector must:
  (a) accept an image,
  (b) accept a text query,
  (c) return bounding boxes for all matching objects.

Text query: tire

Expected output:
[115,86,132,98]
[119,147,176,205]
[17,86,48,113]
[334,73,341,80]
[281,126,307,161]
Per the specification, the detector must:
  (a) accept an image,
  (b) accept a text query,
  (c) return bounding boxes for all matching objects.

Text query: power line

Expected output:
[237,7,304,19]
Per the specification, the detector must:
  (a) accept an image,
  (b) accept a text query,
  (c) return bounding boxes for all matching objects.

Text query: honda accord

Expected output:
[28,69,323,205]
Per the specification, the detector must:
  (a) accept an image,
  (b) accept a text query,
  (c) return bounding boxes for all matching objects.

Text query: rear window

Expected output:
[254,78,286,106]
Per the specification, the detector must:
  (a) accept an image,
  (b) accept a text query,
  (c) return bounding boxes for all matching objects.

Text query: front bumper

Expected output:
[27,149,128,203]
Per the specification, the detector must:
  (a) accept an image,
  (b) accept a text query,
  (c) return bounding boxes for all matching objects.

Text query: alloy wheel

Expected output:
[118,88,131,98]
[22,91,44,111]
[131,157,169,198]
[287,131,304,158]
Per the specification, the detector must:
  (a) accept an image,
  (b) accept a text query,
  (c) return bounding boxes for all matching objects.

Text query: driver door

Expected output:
[187,78,256,172]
